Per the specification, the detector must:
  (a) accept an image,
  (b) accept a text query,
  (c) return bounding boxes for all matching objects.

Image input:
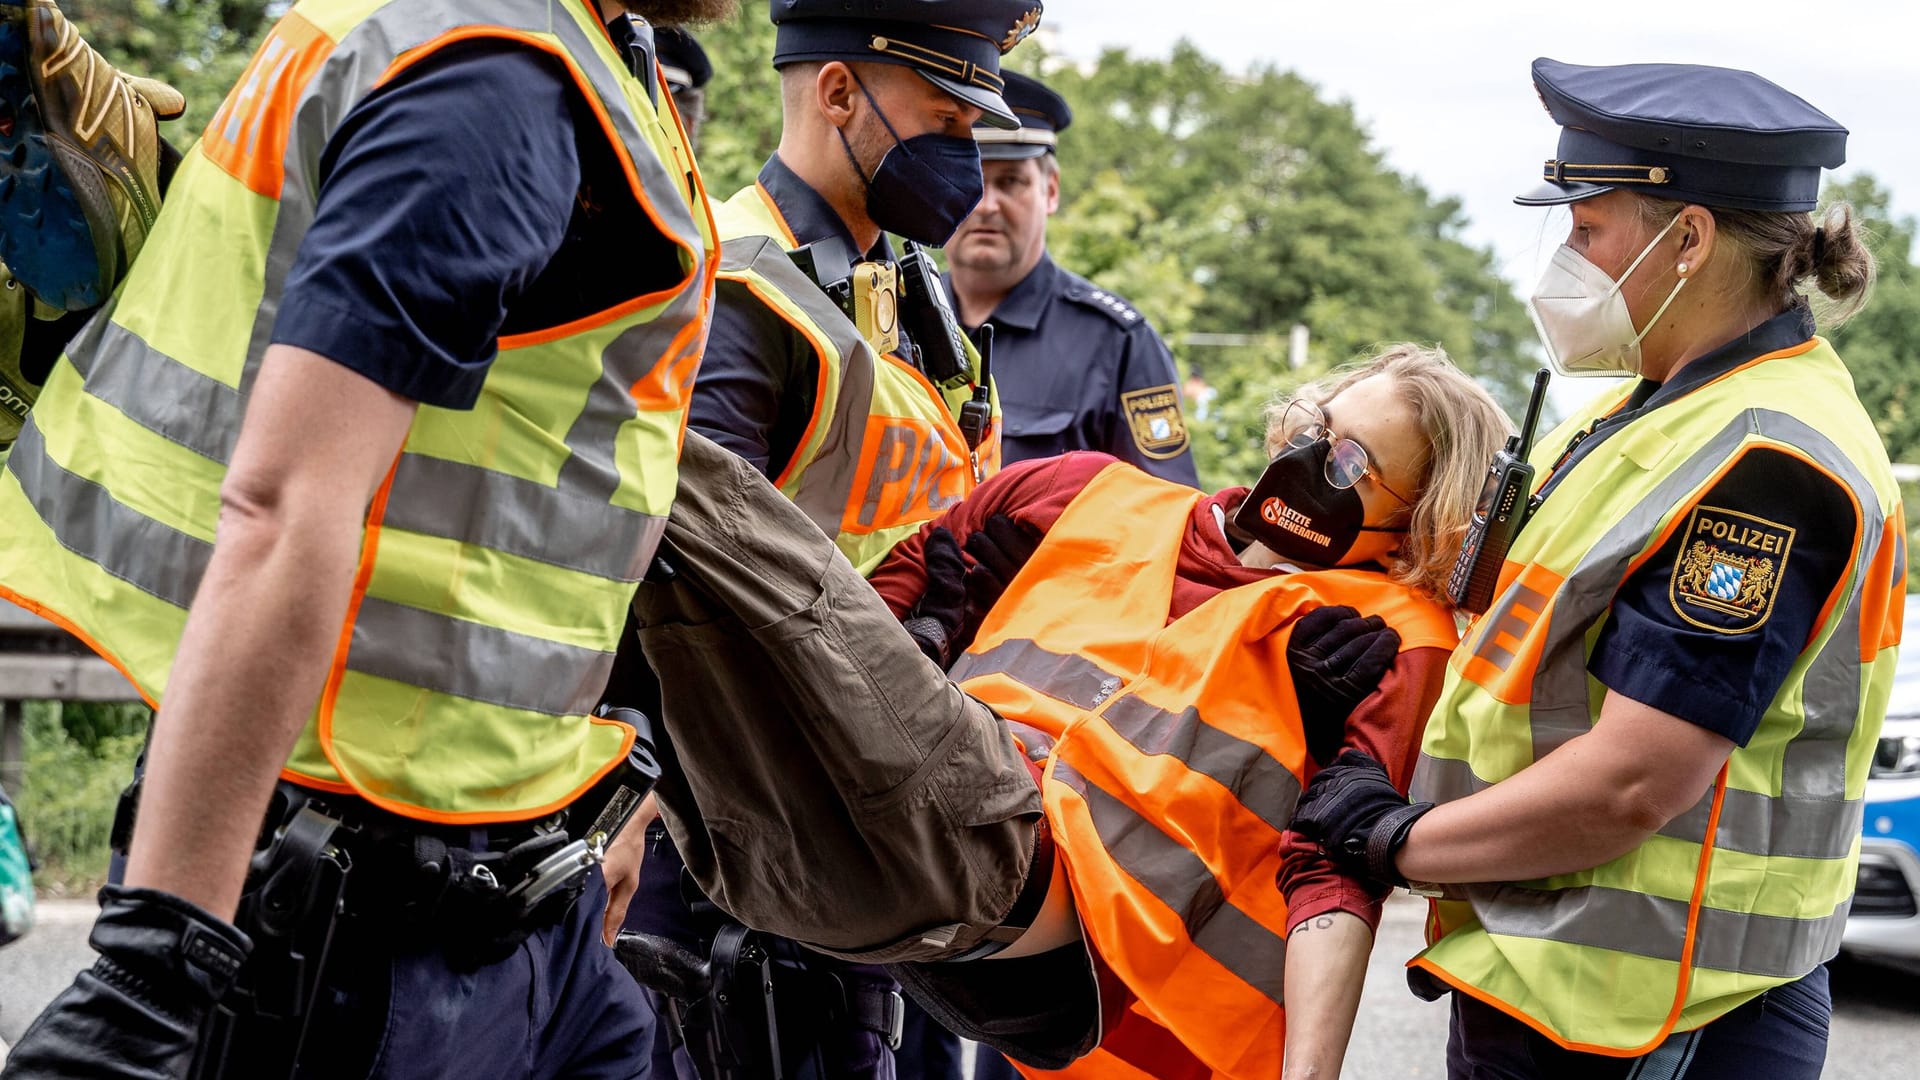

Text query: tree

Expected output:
[69,1,280,134]
[681,9,780,199]
[1821,175,1920,464]
[1037,44,1536,486]
[1816,175,1920,590]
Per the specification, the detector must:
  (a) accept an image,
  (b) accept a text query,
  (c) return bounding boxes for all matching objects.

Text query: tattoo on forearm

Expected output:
[1291,915,1338,937]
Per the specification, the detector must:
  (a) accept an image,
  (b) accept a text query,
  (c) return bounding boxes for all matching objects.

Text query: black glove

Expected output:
[962,513,1043,634]
[1288,749,1432,887]
[1286,605,1400,766]
[3,885,251,1079]
[903,527,967,667]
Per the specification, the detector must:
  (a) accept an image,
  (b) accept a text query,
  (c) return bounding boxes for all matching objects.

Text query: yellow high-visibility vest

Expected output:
[0,0,716,824]
[711,184,1000,574]
[1412,336,1905,1052]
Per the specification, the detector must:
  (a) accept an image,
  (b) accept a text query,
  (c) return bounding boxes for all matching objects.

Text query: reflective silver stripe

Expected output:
[63,318,240,464]
[1529,410,1883,769]
[718,236,876,538]
[953,638,1125,711]
[1763,414,1883,802]
[1410,752,1493,806]
[344,596,615,718]
[1414,754,1863,860]
[1054,758,1287,1005]
[1466,881,1848,979]
[1657,788,1862,860]
[1519,408,1881,813]
[7,422,213,611]
[1099,695,1303,834]
[383,454,665,581]
[961,639,1303,830]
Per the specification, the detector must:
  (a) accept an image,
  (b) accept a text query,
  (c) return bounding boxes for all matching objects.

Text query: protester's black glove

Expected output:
[962,513,1043,640]
[1286,605,1400,766]
[1289,749,1432,887]
[3,885,251,1079]
[903,527,967,667]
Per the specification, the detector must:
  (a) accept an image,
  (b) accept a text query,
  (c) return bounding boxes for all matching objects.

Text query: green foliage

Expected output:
[1813,176,1920,591]
[68,1,281,136]
[1033,44,1536,487]
[677,22,1539,489]
[686,9,781,199]
[14,701,147,895]
[1821,175,1920,465]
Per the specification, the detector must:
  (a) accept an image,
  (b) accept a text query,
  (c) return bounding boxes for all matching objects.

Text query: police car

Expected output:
[1842,606,1920,964]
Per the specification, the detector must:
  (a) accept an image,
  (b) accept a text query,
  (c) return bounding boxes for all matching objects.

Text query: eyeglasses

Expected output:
[1278,399,1416,507]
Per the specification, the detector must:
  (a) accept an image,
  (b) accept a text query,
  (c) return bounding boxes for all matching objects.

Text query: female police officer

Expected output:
[1291,58,1897,1077]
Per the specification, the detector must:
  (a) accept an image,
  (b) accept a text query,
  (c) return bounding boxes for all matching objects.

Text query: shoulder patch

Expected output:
[1066,286,1146,328]
[1668,505,1795,634]
[1121,384,1191,459]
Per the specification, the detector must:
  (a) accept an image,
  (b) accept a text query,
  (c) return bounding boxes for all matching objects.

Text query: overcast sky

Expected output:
[1038,0,1920,292]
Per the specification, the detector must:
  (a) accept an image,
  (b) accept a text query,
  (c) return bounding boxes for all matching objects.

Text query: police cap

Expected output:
[768,0,1045,130]
[974,71,1071,160]
[1516,58,1847,213]
[657,28,711,94]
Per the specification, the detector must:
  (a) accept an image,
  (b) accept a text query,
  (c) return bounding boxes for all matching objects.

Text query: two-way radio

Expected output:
[1446,369,1551,615]
[796,237,994,454]
[896,240,974,390]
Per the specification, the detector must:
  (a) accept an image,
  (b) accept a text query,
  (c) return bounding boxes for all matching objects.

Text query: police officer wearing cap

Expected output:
[945,71,1200,486]
[656,27,712,148]
[621,3,1041,1078]
[1291,59,1895,1076]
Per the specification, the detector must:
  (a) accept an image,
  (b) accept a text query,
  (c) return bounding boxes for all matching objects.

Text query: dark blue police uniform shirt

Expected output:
[1542,305,1856,746]
[691,155,899,478]
[944,254,1198,487]
[271,28,682,409]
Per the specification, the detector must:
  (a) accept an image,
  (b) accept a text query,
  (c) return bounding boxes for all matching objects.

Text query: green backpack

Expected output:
[0,781,31,945]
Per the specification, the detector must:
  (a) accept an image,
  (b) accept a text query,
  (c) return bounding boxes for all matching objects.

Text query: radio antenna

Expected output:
[1515,368,1551,461]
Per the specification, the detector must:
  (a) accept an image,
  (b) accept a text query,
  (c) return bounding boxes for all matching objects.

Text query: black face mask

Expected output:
[1232,439,1405,567]
[836,75,985,246]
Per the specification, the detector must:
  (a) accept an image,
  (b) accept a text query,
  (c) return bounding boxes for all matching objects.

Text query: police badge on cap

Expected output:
[768,0,1045,129]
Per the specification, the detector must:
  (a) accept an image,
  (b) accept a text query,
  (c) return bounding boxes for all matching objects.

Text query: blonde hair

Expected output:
[1634,196,1878,326]
[1263,344,1514,604]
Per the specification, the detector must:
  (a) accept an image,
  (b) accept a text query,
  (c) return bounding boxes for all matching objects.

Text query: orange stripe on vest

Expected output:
[199,12,335,199]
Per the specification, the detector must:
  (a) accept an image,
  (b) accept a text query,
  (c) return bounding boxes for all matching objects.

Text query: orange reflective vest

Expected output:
[950,463,1459,1078]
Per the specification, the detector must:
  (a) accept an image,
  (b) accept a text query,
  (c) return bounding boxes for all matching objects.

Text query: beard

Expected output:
[841,106,896,195]
[622,0,737,26]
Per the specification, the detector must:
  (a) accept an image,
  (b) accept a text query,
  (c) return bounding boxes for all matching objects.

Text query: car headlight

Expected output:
[1874,734,1920,778]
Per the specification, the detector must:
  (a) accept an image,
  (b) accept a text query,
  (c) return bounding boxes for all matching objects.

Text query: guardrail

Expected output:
[0,606,138,793]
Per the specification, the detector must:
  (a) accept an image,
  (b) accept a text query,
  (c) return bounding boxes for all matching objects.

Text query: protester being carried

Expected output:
[631,344,1510,1079]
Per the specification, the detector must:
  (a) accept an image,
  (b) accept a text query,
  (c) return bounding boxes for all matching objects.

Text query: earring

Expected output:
[1677,262,1690,275]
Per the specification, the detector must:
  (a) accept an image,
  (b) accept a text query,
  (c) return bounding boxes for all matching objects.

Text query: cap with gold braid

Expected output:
[1515,57,1847,212]
[973,70,1071,160]
[768,0,1044,129]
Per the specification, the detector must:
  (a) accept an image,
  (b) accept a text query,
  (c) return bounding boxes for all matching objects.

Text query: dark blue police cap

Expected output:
[657,28,711,93]
[1516,58,1848,213]
[974,71,1071,160]
[768,0,1045,130]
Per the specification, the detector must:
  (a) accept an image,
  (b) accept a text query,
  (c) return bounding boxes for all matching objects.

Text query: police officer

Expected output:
[945,71,1199,486]
[1293,59,1894,1078]
[623,2,1042,1077]
[0,0,722,1075]
[656,27,712,149]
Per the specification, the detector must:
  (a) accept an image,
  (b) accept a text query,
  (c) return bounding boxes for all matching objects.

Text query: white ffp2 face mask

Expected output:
[1527,215,1688,378]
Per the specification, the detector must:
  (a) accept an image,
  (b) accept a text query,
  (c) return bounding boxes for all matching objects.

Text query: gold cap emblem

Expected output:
[1000,8,1042,52]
